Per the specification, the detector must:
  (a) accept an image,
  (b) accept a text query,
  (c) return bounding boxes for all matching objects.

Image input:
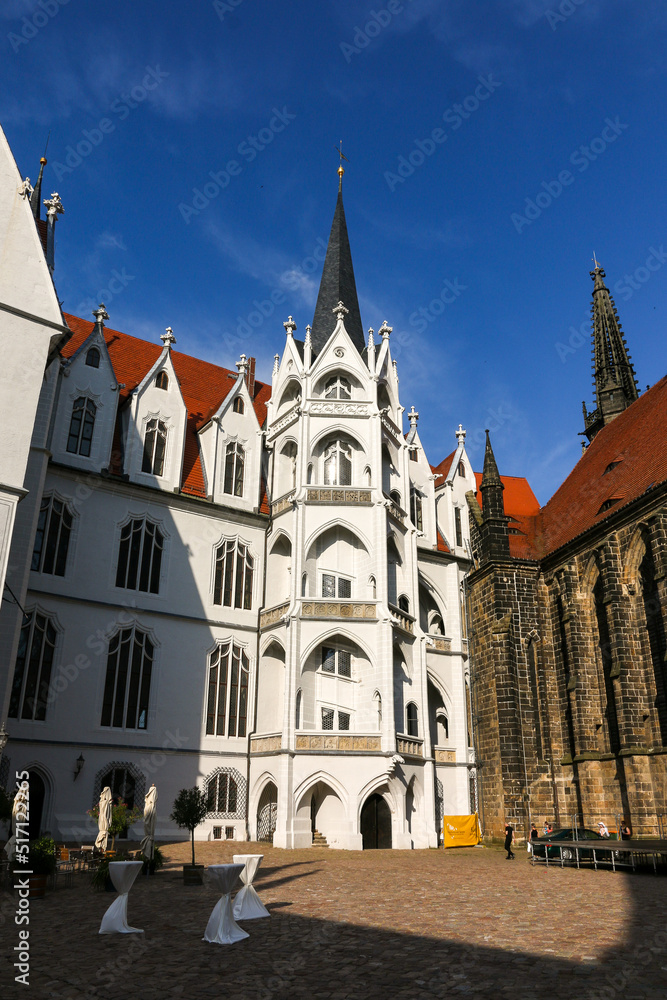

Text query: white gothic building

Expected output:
[0,144,479,850]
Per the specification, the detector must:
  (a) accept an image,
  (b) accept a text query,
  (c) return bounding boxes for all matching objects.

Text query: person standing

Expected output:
[504,821,515,859]
[620,817,632,840]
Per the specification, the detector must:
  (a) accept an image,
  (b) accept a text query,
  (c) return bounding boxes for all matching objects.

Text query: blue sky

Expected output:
[2,0,666,503]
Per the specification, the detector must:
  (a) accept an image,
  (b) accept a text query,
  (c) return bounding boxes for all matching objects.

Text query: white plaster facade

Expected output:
[0,145,477,849]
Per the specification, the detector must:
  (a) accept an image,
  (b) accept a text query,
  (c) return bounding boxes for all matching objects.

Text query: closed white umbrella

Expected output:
[140,784,158,861]
[3,784,29,861]
[95,787,113,851]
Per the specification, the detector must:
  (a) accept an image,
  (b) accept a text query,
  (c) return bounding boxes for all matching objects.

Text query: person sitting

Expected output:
[597,820,610,838]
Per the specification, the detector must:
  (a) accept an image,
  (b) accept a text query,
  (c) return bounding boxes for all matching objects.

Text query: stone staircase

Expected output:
[312,830,329,848]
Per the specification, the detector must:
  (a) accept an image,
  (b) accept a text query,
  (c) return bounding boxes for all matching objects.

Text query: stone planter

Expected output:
[182,864,204,886]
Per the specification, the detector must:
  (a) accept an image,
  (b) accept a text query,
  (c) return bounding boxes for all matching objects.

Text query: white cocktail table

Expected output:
[233,854,270,919]
[203,863,248,944]
[99,861,144,934]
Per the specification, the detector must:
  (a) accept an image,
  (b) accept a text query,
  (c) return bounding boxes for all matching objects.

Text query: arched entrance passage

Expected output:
[361,793,392,849]
[257,782,278,842]
[27,771,46,840]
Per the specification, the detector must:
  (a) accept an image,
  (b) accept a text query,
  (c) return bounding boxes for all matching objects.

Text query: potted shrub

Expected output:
[140,844,164,876]
[27,837,57,898]
[170,788,208,885]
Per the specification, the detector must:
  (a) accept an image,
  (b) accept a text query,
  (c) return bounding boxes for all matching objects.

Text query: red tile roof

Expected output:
[62,314,270,500]
[431,450,457,485]
[473,376,667,560]
[436,528,450,554]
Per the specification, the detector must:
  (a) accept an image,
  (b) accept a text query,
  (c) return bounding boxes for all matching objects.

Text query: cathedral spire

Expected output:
[582,260,638,442]
[29,157,47,220]
[310,182,364,357]
[479,431,509,562]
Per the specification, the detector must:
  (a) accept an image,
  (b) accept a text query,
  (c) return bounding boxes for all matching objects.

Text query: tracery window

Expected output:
[223,442,245,496]
[213,539,253,609]
[66,397,96,456]
[100,626,153,730]
[8,610,57,721]
[324,375,351,399]
[32,495,73,576]
[323,440,352,486]
[141,418,167,475]
[205,641,249,737]
[115,517,164,594]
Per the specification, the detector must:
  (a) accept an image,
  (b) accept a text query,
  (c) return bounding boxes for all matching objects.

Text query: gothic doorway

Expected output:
[361,793,392,849]
[28,771,45,840]
[257,782,278,842]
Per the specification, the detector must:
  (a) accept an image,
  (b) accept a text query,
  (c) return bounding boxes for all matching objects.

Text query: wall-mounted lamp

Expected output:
[73,753,85,781]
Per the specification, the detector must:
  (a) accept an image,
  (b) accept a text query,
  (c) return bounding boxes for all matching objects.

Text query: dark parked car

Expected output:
[531,827,613,862]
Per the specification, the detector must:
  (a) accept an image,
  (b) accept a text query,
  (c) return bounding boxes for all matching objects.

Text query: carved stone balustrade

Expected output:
[389,604,414,634]
[295,734,382,752]
[396,735,423,758]
[301,600,377,621]
[271,492,295,517]
[306,487,372,505]
[309,400,370,417]
[259,602,289,630]
[429,636,452,652]
[267,404,300,441]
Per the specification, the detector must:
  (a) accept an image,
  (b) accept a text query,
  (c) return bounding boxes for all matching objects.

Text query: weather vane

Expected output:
[334,140,349,189]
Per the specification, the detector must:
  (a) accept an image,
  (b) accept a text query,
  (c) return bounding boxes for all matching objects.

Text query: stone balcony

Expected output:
[301,600,377,621]
[306,487,372,505]
[389,603,415,635]
[396,734,424,758]
[295,733,382,752]
[270,491,295,517]
[259,602,290,630]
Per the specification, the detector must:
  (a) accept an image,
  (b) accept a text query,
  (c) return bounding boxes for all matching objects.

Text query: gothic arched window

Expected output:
[324,374,351,400]
[32,495,73,576]
[406,702,419,737]
[205,641,249,737]
[85,347,100,368]
[155,371,169,390]
[323,440,352,486]
[142,418,167,475]
[9,610,57,721]
[213,539,253,609]
[115,517,164,594]
[67,397,96,456]
[101,626,154,730]
[224,442,245,496]
[233,397,244,414]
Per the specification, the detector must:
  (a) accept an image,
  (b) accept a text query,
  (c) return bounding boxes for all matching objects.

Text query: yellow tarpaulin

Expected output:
[443,814,482,848]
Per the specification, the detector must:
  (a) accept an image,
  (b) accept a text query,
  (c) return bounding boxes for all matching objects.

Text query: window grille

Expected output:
[100,627,153,730]
[225,826,234,839]
[142,418,167,475]
[338,711,350,731]
[321,647,351,678]
[321,708,334,730]
[66,397,96,456]
[213,826,222,840]
[32,495,73,576]
[8,611,57,721]
[213,539,253,609]
[203,767,246,819]
[206,642,249,737]
[321,574,351,599]
[115,518,164,594]
[85,347,100,368]
[223,442,245,496]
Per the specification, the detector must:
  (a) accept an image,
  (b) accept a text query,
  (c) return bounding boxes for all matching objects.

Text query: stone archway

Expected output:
[361,793,392,849]
[28,770,46,840]
[257,782,278,842]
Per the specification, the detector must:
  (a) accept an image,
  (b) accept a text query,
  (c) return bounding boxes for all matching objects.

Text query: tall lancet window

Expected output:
[67,397,96,456]
[224,442,245,496]
[323,440,352,486]
[142,419,167,476]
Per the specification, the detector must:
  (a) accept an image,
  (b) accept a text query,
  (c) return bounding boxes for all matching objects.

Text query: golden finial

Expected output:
[334,140,349,191]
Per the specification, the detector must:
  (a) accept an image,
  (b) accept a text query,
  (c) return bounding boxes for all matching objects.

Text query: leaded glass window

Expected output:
[8,611,57,721]
[213,540,253,609]
[323,440,352,486]
[223,442,245,496]
[142,419,167,475]
[115,518,164,594]
[100,627,153,730]
[67,397,96,456]
[32,495,73,576]
[205,641,249,737]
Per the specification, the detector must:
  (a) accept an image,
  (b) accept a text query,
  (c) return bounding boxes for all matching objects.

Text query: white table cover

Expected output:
[99,861,144,935]
[233,854,270,920]
[203,863,248,945]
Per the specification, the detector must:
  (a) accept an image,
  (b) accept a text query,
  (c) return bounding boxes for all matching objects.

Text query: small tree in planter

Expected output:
[170,788,208,884]
[28,837,57,898]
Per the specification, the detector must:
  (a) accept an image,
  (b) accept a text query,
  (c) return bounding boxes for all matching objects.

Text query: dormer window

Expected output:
[598,497,621,515]
[325,375,351,400]
[142,419,167,476]
[603,460,622,476]
[85,347,100,368]
[233,397,245,414]
[458,461,466,477]
[155,371,169,390]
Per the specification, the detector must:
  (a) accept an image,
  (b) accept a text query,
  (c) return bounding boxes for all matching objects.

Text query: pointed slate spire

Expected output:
[479,430,509,561]
[29,157,47,220]
[311,187,364,356]
[582,260,639,442]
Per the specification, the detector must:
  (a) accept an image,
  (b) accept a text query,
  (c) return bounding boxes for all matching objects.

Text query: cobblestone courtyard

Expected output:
[2,842,666,999]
